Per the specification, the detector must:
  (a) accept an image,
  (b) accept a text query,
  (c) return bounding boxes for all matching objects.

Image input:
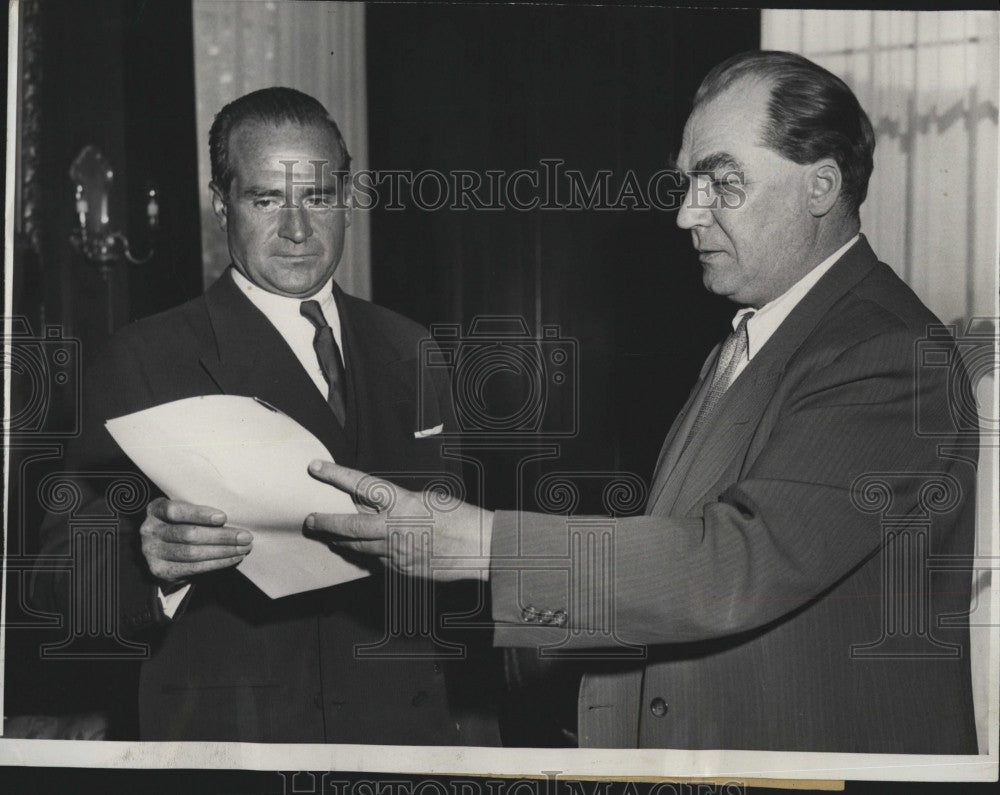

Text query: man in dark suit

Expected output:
[31,87,499,744]
[307,52,980,753]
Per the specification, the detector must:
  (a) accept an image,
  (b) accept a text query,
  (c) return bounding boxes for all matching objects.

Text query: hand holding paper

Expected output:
[106,395,367,598]
[139,498,251,586]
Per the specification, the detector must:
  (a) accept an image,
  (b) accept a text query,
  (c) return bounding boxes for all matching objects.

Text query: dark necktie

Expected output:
[300,299,348,426]
[681,311,755,454]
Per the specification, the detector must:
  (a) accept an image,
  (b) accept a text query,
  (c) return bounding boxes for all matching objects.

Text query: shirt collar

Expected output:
[733,233,860,359]
[230,267,339,326]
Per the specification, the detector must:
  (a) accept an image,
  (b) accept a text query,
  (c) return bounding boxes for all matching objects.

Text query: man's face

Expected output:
[675,79,818,308]
[211,120,349,298]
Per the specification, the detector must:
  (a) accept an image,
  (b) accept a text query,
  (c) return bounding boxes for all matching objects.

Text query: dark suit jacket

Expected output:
[490,237,979,753]
[31,270,500,744]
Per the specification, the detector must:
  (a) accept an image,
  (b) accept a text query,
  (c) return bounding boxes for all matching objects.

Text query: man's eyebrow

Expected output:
[241,185,337,198]
[241,187,285,198]
[690,152,744,174]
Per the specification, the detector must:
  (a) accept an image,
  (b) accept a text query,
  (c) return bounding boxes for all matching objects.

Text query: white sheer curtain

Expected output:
[762,10,998,328]
[192,0,371,299]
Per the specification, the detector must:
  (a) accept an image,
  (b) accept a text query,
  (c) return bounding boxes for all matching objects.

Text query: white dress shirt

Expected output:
[159,269,344,617]
[231,267,345,392]
[728,234,859,384]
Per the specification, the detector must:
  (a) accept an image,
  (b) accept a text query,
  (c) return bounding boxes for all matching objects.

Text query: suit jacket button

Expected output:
[649,697,668,717]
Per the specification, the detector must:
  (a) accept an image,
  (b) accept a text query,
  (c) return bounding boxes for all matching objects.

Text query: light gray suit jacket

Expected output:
[489,237,978,753]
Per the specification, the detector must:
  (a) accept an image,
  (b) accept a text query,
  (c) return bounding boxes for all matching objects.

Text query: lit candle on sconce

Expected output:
[146,186,160,231]
[74,184,88,230]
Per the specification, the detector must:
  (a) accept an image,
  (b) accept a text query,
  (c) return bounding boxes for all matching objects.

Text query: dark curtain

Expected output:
[367,4,759,745]
[4,0,202,739]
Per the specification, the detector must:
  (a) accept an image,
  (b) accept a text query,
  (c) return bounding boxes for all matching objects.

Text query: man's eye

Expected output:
[303,195,335,209]
[713,172,745,191]
[252,198,281,210]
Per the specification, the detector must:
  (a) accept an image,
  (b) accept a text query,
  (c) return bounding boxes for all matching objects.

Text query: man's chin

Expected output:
[702,273,747,305]
[264,274,336,299]
[270,265,339,297]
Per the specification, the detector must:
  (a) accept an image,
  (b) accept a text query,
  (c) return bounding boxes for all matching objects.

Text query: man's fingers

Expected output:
[307,460,366,493]
[307,460,401,511]
[156,542,252,563]
[155,523,252,547]
[153,555,247,582]
[148,497,227,527]
[305,511,384,541]
[306,532,389,560]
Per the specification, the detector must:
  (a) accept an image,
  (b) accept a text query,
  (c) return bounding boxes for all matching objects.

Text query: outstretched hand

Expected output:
[305,460,493,582]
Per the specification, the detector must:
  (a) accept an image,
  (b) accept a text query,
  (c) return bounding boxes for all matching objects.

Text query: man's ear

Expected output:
[209,181,229,230]
[341,177,352,228]
[806,159,842,217]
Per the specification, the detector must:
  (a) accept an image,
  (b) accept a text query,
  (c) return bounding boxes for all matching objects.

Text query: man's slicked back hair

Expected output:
[695,50,875,219]
[209,86,352,194]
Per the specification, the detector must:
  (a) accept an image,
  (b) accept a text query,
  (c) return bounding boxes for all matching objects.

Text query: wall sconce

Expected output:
[69,145,158,274]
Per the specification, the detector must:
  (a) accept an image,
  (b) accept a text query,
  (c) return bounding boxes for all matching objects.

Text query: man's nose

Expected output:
[277,204,313,243]
[676,181,713,230]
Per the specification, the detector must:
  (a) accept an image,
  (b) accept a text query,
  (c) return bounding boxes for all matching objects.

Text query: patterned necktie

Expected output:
[300,299,348,427]
[681,311,755,454]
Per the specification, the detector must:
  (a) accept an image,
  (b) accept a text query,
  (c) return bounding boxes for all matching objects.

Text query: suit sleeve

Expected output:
[490,323,974,648]
[28,330,173,640]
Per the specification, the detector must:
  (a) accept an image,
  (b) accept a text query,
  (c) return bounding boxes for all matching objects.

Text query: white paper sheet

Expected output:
[105,394,367,598]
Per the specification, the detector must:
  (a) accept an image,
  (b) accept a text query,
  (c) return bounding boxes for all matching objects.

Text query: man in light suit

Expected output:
[31,87,499,744]
[308,52,979,753]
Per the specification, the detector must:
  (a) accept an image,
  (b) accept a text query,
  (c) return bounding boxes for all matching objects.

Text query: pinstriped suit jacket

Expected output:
[490,237,978,752]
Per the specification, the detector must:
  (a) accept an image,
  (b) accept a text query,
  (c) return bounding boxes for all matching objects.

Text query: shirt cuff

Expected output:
[157,583,192,619]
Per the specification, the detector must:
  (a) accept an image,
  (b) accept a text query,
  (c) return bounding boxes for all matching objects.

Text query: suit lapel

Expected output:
[669,358,783,517]
[646,343,720,512]
[333,285,420,467]
[197,270,354,464]
[655,236,881,518]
